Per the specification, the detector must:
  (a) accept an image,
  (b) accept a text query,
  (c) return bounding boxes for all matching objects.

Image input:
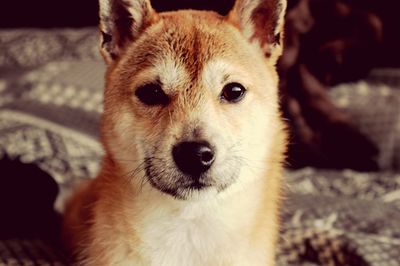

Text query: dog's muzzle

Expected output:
[172,141,215,181]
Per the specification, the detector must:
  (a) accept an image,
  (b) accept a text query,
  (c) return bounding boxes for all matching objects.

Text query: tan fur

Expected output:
[63,0,287,265]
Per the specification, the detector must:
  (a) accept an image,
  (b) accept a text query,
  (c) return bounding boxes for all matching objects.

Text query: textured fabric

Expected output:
[279,169,400,266]
[1,28,400,266]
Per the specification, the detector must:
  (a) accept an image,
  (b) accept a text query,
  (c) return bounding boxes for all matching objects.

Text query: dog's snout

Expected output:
[172,141,215,177]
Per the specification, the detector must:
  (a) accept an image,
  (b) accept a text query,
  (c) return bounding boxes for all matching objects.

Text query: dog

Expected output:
[62,0,287,265]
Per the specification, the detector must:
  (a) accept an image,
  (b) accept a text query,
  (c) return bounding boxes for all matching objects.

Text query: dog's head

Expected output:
[100,0,287,199]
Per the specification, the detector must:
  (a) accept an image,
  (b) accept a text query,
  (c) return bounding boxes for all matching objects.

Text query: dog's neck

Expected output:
[93,146,282,265]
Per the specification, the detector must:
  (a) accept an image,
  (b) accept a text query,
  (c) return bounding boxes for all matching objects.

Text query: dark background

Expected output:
[0,0,235,27]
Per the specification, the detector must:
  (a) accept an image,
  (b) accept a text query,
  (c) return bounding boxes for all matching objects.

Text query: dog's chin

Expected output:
[148,178,221,200]
[146,172,228,200]
[174,184,220,201]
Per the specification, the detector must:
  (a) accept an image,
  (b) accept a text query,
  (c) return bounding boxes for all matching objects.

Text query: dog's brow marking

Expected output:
[222,74,230,84]
[202,59,239,92]
[155,57,188,91]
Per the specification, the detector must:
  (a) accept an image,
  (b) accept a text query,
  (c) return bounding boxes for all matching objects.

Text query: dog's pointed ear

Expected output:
[228,0,287,64]
[99,0,156,64]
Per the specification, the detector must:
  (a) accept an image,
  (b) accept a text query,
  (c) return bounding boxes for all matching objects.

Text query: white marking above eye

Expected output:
[201,59,252,95]
[155,57,189,92]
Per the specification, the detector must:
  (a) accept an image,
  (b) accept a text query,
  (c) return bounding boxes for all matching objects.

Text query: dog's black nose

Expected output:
[172,141,215,177]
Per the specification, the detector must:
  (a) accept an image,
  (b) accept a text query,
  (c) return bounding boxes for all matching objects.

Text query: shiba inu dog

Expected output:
[62,0,287,265]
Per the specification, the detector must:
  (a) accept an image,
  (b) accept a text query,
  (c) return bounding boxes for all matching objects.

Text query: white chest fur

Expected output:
[127,188,268,266]
[140,204,239,266]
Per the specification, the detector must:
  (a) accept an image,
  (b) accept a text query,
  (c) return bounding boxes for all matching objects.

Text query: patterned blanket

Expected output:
[0,28,399,266]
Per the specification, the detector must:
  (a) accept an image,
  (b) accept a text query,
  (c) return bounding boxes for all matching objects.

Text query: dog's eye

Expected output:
[220,83,246,103]
[135,83,169,106]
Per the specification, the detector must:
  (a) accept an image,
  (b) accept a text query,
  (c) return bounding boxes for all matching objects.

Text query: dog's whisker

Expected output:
[139,172,150,192]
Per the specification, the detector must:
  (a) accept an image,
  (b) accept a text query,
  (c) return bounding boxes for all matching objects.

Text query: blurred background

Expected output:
[1,0,400,265]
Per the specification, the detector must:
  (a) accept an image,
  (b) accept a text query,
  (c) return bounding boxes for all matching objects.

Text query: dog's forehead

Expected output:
[125,10,244,78]
[157,11,230,66]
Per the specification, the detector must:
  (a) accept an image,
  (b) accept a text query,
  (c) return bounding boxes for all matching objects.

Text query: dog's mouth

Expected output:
[185,180,210,190]
[146,170,215,200]
[144,158,226,199]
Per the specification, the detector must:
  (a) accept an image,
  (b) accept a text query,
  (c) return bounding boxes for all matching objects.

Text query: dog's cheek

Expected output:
[107,109,146,164]
[242,100,276,170]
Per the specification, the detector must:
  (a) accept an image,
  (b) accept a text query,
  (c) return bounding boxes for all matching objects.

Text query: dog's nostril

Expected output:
[198,148,214,165]
[172,141,215,177]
